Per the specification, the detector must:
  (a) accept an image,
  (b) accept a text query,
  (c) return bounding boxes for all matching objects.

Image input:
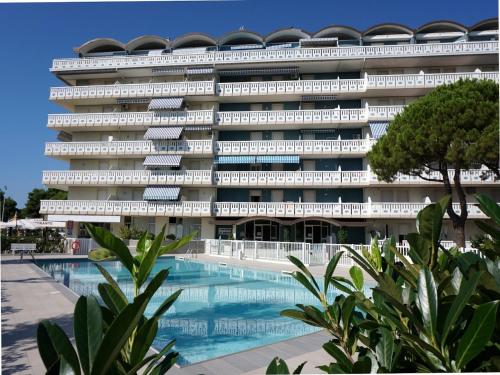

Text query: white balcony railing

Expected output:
[213,169,498,187]
[47,110,214,129]
[216,139,374,156]
[51,41,498,72]
[49,81,215,101]
[213,201,487,219]
[42,170,213,186]
[44,140,213,157]
[218,72,498,97]
[40,200,212,217]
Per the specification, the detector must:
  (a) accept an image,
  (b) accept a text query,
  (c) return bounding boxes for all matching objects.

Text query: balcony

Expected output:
[217,106,403,127]
[47,110,214,131]
[40,200,212,217]
[218,72,498,98]
[213,201,487,219]
[43,170,213,187]
[49,81,215,102]
[44,140,213,158]
[216,139,374,157]
[213,169,498,187]
[51,41,498,73]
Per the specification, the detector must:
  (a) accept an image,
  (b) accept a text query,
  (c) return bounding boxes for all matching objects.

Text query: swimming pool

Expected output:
[37,257,335,365]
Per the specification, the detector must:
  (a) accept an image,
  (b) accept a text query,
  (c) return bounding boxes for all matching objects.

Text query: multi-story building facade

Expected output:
[41,19,499,245]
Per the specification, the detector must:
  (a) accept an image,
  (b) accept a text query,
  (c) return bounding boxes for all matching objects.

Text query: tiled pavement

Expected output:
[1,254,353,374]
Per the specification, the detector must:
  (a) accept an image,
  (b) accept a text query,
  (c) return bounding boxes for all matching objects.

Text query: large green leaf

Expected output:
[152,289,182,318]
[85,224,135,274]
[441,272,481,345]
[456,301,499,369]
[74,296,103,375]
[147,352,179,375]
[324,251,344,295]
[135,231,150,256]
[266,357,290,374]
[130,317,158,366]
[159,232,195,256]
[40,321,81,375]
[136,226,167,288]
[97,283,128,315]
[323,341,353,372]
[143,340,177,375]
[88,248,115,262]
[288,256,320,292]
[37,320,60,371]
[94,263,127,303]
[349,266,364,291]
[291,271,321,301]
[475,193,500,225]
[417,269,438,341]
[375,327,394,371]
[293,361,307,374]
[370,238,382,271]
[91,293,150,375]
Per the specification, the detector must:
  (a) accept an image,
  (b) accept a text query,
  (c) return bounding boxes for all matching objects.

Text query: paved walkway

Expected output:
[1,254,357,374]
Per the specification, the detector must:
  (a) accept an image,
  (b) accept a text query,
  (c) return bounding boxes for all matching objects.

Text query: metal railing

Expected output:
[51,41,499,72]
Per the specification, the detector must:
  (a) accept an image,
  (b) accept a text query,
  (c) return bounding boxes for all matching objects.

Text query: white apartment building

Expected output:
[41,18,500,245]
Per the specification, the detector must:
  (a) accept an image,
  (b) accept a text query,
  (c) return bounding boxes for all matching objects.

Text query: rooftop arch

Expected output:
[363,23,413,36]
[265,28,310,44]
[469,18,499,32]
[416,20,467,34]
[126,35,169,52]
[170,33,217,49]
[313,25,361,40]
[218,30,263,46]
[76,38,126,56]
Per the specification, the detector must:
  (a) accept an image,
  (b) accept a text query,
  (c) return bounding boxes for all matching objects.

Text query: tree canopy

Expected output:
[367,78,499,181]
[22,188,67,218]
[0,190,19,221]
[367,78,499,245]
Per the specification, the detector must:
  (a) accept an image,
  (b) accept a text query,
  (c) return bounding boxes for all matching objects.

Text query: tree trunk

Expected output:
[441,167,467,248]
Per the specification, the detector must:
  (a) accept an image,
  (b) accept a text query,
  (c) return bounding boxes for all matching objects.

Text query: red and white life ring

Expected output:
[71,240,80,254]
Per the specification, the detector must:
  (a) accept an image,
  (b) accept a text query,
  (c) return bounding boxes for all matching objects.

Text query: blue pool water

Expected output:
[37,258,337,365]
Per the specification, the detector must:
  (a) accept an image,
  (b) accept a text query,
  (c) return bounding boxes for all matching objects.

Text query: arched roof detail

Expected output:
[265,28,311,43]
[363,23,414,36]
[218,30,263,45]
[313,25,361,39]
[126,35,169,51]
[76,38,126,55]
[416,20,467,34]
[469,18,499,32]
[170,33,217,49]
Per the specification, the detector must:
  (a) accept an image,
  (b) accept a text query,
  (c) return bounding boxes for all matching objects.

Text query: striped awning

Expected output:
[143,155,182,167]
[144,127,183,140]
[302,95,338,101]
[229,44,264,50]
[143,186,180,201]
[215,156,256,164]
[300,37,338,47]
[218,66,299,76]
[183,125,212,131]
[370,122,389,139]
[152,67,185,75]
[300,129,337,134]
[256,155,300,164]
[186,67,214,75]
[117,98,150,104]
[148,97,184,111]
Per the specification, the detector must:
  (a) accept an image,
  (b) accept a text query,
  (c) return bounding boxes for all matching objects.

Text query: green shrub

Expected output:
[336,227,348,244]
[268,194,500,373]
[37,224,194,374]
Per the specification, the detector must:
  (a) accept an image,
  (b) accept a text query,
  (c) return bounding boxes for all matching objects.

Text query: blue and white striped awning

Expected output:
[300,129,337,134]
[218,66,299,76]
[148,97,184,111]
[183,125,212,131]
[186,67,214,75]
[143,155,182,167]
[144,127,183,140]
[214,156,256,164]
[256,155,300,164]
[143,186,180,201]
[369,122,389,139]
[300,37,338,47]
[117,98,150,104]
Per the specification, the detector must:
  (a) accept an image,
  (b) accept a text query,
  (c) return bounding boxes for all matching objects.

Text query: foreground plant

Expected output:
[268,194,500,373]
[37,224,193,374]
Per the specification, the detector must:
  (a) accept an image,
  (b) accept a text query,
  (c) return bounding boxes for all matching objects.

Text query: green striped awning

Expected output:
[214,156,256,164]
[255,155,300,164]
[143,186,180,201]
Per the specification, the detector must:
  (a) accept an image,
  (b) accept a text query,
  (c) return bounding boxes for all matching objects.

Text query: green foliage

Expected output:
[0,189,19,221]
[1,231,64,253]
[38,225,194,374]
[118,226,151,240]
[271,194,500,373]
[22,188,67,218]
[336,227,348,244]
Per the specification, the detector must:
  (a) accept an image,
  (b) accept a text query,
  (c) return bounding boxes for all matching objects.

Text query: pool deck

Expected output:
[1,253,360,374]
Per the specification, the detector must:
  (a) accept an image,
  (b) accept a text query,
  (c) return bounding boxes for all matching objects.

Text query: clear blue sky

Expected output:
[0,0,497,206]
